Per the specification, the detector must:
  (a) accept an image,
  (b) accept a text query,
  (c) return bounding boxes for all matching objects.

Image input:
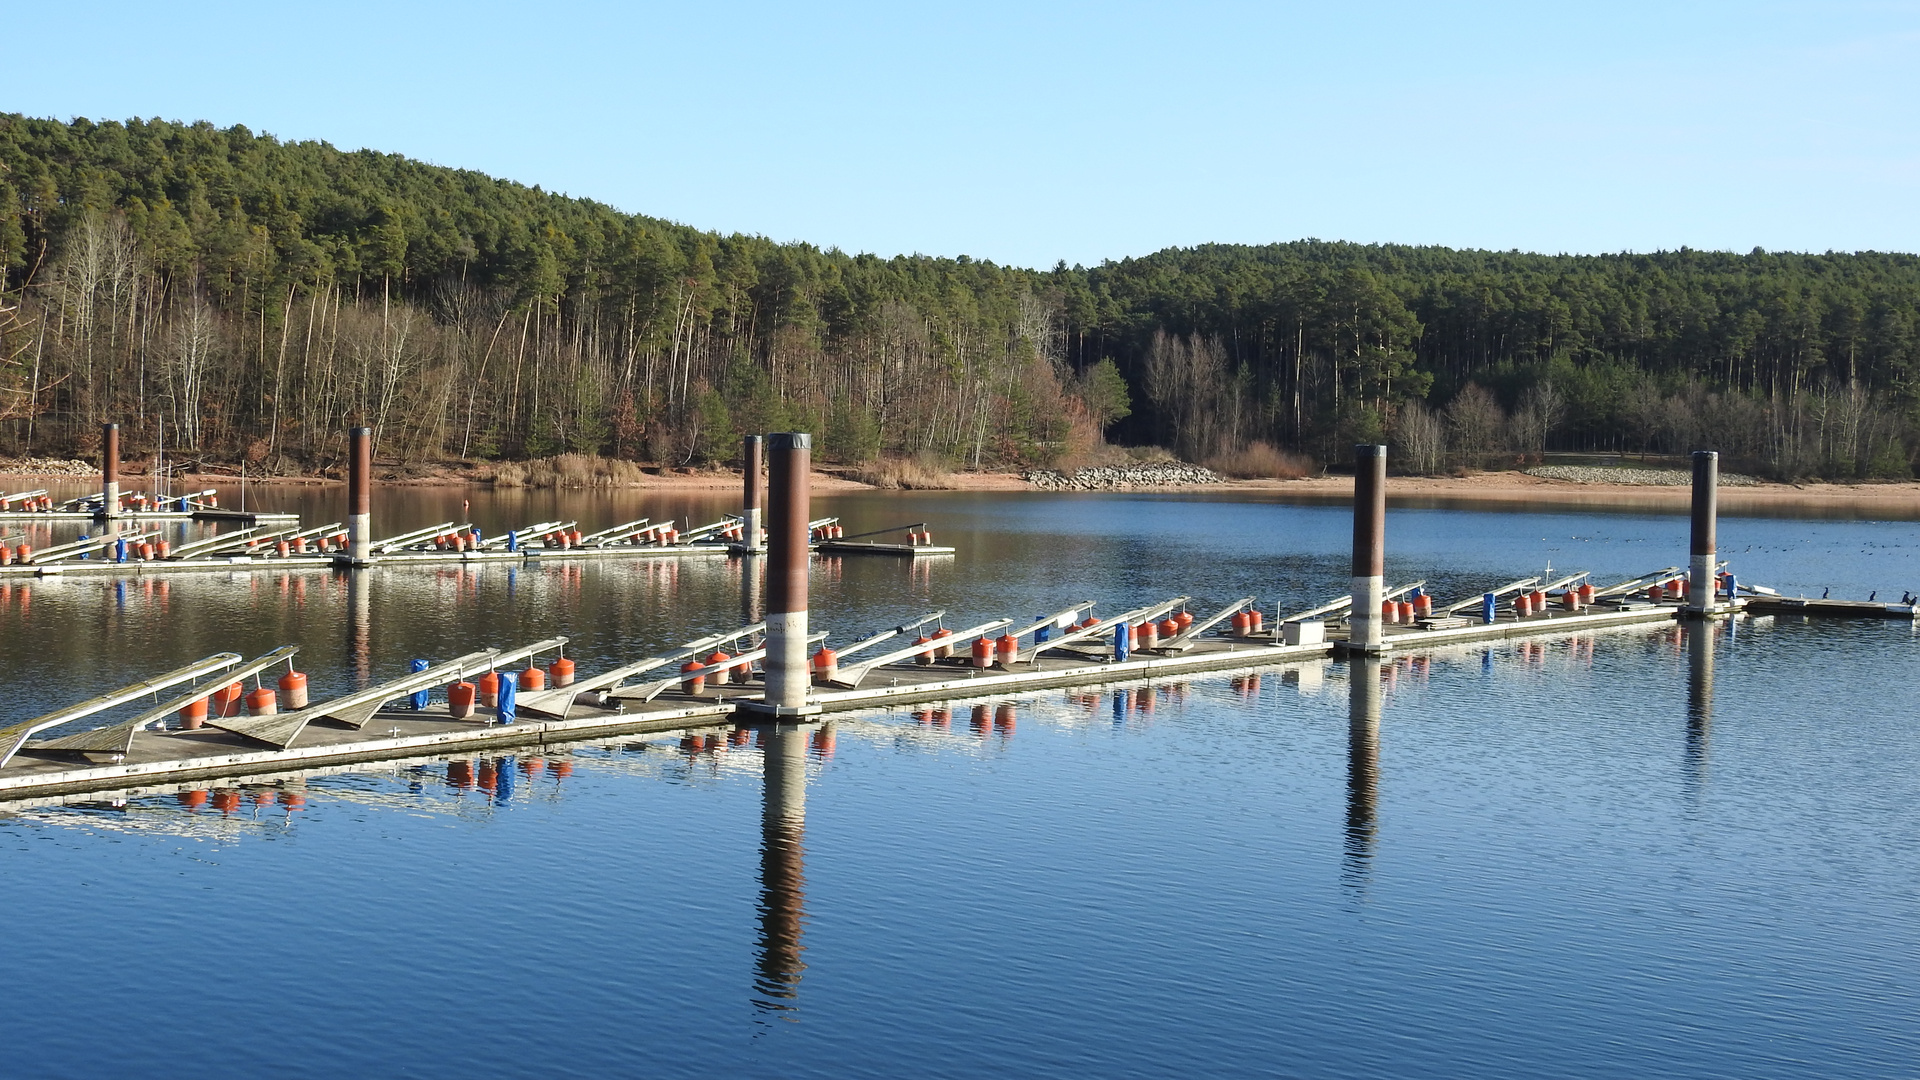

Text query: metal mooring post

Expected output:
[1347,444,1388,653]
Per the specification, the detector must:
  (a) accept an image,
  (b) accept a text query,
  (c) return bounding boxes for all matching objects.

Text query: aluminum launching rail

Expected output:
[393,524,476,551]
[615,632,828,704]
[518,623,770,718]
[485,521,567,549]
[198,526,300,555]
[830,611,949,663]
[1281,581,1427,624]
[1160,596,1256,653]
[1000,602,1097,664]
[677,519,735,543]
[21,529,165,564]
[578,517,650,547]
[300,637,569,730]
[1023,597,1191,662]
[0,652,244,768]
[833,522,930,543]
[286,521,346,544]
[370,522,457,554]
[829,619,1014,688]
[34,646,303,755]
[1440,577,1539,615]
[520,522,584,548]
[1588,566,1685,600]
[166,525,271,560]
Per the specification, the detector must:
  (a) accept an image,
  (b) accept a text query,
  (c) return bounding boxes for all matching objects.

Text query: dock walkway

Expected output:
[0,600,1684,805]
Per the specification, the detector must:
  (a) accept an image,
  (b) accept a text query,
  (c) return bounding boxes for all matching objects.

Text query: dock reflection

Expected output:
[754,722,809,1015]
[1345,657,1382,892]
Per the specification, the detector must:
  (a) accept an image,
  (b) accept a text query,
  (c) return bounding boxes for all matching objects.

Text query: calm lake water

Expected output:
[1,486,1917,1078]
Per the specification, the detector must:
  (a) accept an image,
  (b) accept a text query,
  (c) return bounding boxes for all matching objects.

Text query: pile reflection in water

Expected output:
[755,721,810,1014]
[1345,657,1382,892]
[1684,619,1717,795]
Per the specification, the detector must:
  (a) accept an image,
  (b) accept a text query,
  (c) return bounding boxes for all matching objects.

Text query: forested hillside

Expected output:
[3,113,1917,478]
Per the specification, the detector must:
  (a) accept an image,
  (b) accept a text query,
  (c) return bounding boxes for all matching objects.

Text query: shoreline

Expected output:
[5,460,1920,514]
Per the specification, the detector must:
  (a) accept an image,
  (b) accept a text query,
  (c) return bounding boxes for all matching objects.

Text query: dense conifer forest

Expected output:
[3,113,1918,478]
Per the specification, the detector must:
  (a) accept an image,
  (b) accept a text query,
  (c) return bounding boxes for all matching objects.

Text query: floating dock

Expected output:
[3,437,1909,808]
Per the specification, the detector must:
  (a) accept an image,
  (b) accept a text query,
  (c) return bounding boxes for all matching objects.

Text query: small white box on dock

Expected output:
[1282,620,1325,646]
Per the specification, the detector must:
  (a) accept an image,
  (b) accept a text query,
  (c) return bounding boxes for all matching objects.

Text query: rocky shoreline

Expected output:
[1524,465,1763,487]
[1022,462,1224,491]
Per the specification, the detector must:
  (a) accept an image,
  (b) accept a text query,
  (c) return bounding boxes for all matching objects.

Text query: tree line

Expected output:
[4,114,1918,479]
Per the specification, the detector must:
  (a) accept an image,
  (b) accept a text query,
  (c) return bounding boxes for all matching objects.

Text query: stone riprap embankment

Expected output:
[0,457,98,477]
[1525,465,1762,487]
[1023,463,1223,490]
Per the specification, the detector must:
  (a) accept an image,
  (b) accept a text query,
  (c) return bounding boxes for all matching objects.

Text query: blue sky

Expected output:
[8,1,1917,266]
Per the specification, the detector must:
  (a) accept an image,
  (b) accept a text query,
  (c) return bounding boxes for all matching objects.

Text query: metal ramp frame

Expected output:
[34,647,302,756]
[0,653,244,768]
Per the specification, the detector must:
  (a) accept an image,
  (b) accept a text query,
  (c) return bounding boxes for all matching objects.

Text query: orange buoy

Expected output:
[179,697,209,729]
[478,671,501,707]
[681,659,706,696]
[1396,600,1414,623]
[1158,617,1180,640]
[519,666,546,691]
[549,657,576,687]
[452,533,467,552]
[932,627,954,659]
[1414,594,1433,618]
[1516,594,1533,617]
[14,544,28,563]
[1561,589,1578,610]
[156,540,171,559]
[995,633,1018,666]
[1530,590,1547,610]
[1383,599,1399,625]
[0,547,11,566]
[319,536,335,553]
[731,653,753,683]
[707,651,733,686]
[1647,584,1664,602]
[812,646,838,684]
[1250,610,1264,634]
[971,637,993,668]
[276,540,290,557]
[135,542,153,561]
[278,670,309,709]
[1579,583,1596,604]
[335,532,348,547]
[914,634,934,665]
[245,687,277,716]
[1139,620,1159,650]
[211,681,245,718]
[1231,611,1251,636]
[448,681,477,719]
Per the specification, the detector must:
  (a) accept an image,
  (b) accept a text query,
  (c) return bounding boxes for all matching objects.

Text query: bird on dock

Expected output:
[1869,591,1877,602]
[1823,587,1830,598]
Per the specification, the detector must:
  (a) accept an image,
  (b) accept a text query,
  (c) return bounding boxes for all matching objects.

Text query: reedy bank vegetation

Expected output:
[3,114,1919,480]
